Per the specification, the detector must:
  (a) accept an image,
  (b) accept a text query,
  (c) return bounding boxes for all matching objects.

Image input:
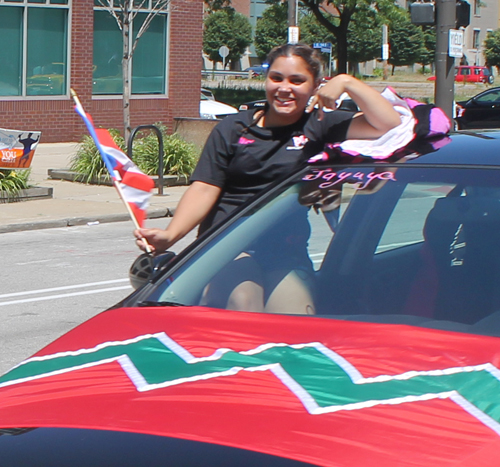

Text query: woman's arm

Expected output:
[306,74,401,139]
[134,181,222,253]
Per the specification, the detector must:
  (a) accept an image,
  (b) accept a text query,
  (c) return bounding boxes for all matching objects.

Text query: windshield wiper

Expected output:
[137,300,186,307]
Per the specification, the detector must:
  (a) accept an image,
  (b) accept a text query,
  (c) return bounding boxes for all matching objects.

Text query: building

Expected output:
[464,0,498,66]
[0,0,203,143]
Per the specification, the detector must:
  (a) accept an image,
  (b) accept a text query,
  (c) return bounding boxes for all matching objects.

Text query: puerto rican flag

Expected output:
[73,100,154,227]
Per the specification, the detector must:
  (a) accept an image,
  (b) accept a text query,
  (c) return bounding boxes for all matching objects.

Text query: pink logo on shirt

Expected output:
[287,134,309,150]
[238,136,255,145]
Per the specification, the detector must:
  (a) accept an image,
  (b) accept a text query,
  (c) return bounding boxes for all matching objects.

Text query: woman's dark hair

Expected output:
[266,43,323,84]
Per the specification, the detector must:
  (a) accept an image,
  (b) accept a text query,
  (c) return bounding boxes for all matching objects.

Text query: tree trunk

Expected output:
[336,33,348,75]
[122,4,131,144]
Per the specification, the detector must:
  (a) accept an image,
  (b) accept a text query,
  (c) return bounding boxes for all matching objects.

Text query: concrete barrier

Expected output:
[173,117,219,149]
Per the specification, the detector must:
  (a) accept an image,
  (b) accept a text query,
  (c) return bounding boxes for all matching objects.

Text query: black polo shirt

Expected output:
[191,108,354,233]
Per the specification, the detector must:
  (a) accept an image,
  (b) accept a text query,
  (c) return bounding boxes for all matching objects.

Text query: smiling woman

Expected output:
[135,43,400,312]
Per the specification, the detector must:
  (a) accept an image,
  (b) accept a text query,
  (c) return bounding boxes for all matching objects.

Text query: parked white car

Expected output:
[200,93,238,119]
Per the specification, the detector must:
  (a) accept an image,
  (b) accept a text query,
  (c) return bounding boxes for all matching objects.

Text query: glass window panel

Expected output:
[28,0,46,3]
[132,12,166,94]
[0,7,22,96]
[51,0,68,4]
[26,7,67,96]
[93,10,123,94]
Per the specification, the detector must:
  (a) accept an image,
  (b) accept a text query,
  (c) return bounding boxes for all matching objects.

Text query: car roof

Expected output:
[322,130,500,168]
[302,130,500,170]
[401,130,500,166]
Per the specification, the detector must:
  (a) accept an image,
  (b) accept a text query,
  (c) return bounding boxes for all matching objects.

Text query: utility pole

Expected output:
[434,0,456,120]
[382,25,389,81]
[288,0,299,44]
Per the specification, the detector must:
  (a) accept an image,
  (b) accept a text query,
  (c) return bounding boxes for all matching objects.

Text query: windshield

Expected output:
[146,164,500,337]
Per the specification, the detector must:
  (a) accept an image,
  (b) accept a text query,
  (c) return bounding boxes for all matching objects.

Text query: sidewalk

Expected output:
[0,142,188,234]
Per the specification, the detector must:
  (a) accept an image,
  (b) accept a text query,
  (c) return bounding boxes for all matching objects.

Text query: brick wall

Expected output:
[0,0,203,143]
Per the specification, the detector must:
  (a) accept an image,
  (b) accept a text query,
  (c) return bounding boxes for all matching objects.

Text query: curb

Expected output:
[0,187,53,204]
[0,206,175,234]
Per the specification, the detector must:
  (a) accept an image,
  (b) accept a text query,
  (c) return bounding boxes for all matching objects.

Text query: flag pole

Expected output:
[70,89,152,254]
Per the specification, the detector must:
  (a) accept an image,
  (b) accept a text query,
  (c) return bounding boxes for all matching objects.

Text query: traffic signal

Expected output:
[410,2,436,26]
[456,0,471,28]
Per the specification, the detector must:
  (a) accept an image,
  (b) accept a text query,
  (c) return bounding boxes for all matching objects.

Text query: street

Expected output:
[0,218,196,376]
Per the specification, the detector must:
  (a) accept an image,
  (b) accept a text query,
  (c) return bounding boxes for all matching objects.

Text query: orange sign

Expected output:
[0,129,41,169]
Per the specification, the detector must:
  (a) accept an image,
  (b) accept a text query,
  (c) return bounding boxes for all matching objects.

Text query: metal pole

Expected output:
[288,0,297,27]
[382,25,389,81]
[288,0,299,44]
[435,0,456,120]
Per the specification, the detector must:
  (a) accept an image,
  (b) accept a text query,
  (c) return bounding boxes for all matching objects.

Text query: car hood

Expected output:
[200,99,238,117]
[1,307,500,466]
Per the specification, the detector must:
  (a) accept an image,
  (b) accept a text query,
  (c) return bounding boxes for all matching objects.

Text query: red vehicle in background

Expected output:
[427,65,494,84]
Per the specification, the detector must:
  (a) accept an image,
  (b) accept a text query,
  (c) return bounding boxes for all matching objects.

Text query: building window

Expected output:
[474,0,480,15]
[0,0,69,97]
[473,29,481,49]
[93,3,167,95]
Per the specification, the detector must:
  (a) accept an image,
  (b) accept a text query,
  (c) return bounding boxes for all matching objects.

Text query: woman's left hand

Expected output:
[306,74,401,138]
[306,75,349,121]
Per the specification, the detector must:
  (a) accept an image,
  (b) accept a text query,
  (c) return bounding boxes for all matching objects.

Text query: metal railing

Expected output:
[128,125,165,196]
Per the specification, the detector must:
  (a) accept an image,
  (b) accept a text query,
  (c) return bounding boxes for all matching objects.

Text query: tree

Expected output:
[96,0,172,142]
[300,0,399,74]
[484,29,500,72]
[347,5,383,76]
[254,2,288,61]
[299,12,336,50]
[203,9,252,70]
[388,14,425,74]
[204,0,232,13]
[419,26,436,74]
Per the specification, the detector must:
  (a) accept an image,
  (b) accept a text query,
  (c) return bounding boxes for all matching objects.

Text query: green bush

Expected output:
[132,126,199,178]
[71,126,199,183]
[0,169,31,198]
[70,129,125,183]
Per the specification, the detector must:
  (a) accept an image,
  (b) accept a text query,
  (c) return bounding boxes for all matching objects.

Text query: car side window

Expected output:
[476,90,500,104]
[376,182,456,254]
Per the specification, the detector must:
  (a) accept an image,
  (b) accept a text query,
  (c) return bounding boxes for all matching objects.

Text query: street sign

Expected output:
[288,27,299,44]
[313,42,332,49]
[219,46,229,59]
[382,44,390,60]
[449,29,464,58]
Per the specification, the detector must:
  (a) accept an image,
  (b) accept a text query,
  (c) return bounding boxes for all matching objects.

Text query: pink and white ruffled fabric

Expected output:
[309,87,451,162]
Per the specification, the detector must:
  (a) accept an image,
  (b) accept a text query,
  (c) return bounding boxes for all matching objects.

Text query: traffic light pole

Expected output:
[434,0,456,120]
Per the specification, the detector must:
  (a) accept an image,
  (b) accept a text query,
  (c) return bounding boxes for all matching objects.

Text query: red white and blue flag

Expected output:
[73,96,154,227]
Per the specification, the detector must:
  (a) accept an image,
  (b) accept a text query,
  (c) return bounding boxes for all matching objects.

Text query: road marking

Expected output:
[0,279,129,299]
[0,286,132,307]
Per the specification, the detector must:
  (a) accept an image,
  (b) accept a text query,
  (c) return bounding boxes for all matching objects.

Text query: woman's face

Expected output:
[265,55,317,126]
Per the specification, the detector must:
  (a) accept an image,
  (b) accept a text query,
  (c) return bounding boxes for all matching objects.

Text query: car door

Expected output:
[463,89,500,128]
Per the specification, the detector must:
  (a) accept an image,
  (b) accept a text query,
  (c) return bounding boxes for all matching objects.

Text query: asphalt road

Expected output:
[0,218,197,376]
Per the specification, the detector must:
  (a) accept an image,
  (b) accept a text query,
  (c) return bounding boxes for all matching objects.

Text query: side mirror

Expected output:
[129,251,176,290]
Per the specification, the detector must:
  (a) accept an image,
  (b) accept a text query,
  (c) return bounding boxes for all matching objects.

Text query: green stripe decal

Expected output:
[1,332,500,435]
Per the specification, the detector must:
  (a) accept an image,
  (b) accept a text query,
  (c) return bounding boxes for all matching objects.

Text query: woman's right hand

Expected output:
[133,181,222,255]
[134,228,175,254]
